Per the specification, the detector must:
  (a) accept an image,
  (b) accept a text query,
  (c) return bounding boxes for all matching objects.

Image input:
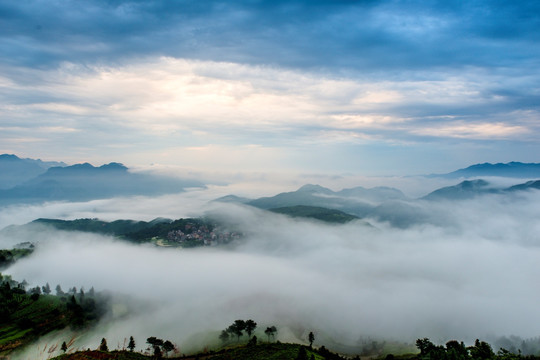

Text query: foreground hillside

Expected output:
[50,343,346,360]
[0,274,110,358]
[46,339,540,360]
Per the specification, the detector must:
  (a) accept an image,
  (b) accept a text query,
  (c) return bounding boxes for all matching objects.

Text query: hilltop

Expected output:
[2,217,242,248]
[269,205,359,224]
[0,159,204,205]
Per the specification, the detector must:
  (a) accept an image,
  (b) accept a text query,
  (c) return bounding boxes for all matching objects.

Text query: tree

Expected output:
[147,337,165,358]
[128,336,136,352]
[446,340,468,360]
[61,341,68,353]
[245,319,257,338]
[248,336,257,347]
[147,336,159,348]
[55,284,64,296]
[154,338,164,348]
[219,330,230,343]
[99,338,108,352]
[469,339,494,360]
[153,345,162,359]
[163,340,174,357]
[308,332,315,348]
[42,283,51,295]
[227,320,246,341]
[416,338,435,356]
[265,326,277,342]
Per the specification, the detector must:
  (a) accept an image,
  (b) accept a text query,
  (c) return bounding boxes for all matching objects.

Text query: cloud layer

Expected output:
[4,187,540,356]
[1,1,539,175]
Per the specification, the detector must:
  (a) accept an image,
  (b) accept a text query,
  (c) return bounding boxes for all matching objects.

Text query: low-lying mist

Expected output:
[2,185,540,356]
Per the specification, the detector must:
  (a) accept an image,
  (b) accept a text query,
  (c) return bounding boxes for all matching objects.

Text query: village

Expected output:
[166,222,242,247]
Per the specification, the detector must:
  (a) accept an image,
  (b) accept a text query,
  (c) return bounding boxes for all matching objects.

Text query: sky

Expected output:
[1,0,539,176]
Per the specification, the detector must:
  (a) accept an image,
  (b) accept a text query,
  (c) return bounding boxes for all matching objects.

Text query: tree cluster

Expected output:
[415,338,540,360]
[264,326,277,342]
[219,319,257,343]
[147,336,175,358]
[0,272,108,339]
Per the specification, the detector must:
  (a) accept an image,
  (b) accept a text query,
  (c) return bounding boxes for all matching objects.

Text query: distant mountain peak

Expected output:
[0,157,205,205]
[45,162,128,174]
[0,154,20,161]
[422,179,494,200]
[99,162,128,171]
[296,184,333,193]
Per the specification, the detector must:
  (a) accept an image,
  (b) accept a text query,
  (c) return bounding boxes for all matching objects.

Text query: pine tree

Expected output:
[128,336,136,352]
[42,283,51,295]
[308,332,315,348]
[99,338,108,352]
[55,284,64,296]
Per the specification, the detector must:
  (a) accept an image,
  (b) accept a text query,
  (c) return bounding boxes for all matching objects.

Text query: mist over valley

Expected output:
[1,156,540,358]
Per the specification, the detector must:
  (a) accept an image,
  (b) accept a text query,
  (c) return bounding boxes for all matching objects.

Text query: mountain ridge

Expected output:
[429,161,540,179]
[0,154,67,189]
[0,159,204,205]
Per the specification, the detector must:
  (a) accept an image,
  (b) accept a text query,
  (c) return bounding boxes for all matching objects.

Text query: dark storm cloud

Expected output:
[1,0,539,72]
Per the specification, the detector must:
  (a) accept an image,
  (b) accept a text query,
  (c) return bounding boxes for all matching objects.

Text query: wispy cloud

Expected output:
[1,0,539,174]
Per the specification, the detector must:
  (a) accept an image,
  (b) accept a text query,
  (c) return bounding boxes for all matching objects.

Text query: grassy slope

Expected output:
[0,294,67,355]
[0,248,33,270]
[0,289,108,357]
[51,344,327,360]
[29,218,214,244]
[206,343,324,360]
[269,205,359,223]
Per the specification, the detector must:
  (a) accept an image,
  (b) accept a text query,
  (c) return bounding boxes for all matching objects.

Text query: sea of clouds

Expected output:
[2,179,540,357]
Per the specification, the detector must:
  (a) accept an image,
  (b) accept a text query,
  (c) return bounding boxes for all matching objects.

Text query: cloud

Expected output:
[1,1,539,175]
[1,1,539,72]
[412,121,528,140]
[3,186,540,358]
[1,57,539,175]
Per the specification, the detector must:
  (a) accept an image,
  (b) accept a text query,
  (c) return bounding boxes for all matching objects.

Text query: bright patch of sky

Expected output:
[0,0,539,176]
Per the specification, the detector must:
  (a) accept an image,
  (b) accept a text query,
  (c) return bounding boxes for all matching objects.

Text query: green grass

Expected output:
[0,294,66,352]
[269,205,359,223]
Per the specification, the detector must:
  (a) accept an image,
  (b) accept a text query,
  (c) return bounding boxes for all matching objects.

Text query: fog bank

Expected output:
[2,185,540,356]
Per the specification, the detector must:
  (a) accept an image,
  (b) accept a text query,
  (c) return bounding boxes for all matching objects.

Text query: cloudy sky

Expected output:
[1,0,539,176]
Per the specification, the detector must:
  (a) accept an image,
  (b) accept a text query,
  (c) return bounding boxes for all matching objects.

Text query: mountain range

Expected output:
[0,155,204,205]
[0,154,66,189]
[2,155,539,214]
[429,161,540,178]
[217,178,540,228]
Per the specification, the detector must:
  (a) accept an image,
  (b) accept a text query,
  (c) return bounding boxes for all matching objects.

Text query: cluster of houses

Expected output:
[166,222,242,246]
